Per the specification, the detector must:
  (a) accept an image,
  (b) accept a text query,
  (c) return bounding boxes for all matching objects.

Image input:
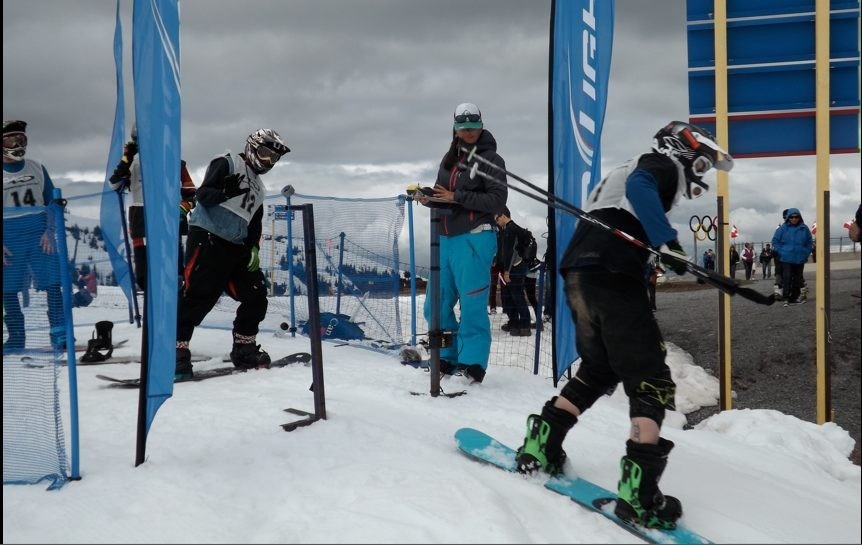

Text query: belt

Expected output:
[469,223,495,234]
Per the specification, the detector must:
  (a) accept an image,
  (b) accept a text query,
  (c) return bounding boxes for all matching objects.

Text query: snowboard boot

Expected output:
[175,347,193,379]
[81,320,114,362]
[230,343,271,370]
[614,438,683,529]
[515,397,577,476]
[462,364,486,384]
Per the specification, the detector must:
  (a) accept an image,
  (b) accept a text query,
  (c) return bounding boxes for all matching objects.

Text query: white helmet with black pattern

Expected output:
[3,119,28,161]
[653,121,733,199]
[244,128,290,174]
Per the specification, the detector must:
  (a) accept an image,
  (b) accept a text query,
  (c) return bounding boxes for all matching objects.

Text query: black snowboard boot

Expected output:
[175,347,193,379]
[614,438,683,529]
[515,397,577,476]
[230,343,271,370]
[81,320,114,362]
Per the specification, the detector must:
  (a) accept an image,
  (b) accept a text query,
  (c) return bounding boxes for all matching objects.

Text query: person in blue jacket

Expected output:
[3,119,65,352]
[771,207,813,306]
[416,102,507,384]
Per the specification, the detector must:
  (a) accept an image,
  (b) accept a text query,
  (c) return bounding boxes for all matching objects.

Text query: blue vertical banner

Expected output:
[549,0,614,381]
[100,0,134,315]
[132,0,180,444]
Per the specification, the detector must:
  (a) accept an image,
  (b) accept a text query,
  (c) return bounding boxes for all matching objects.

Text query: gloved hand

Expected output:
[123,140,138,159]
[659,239,688,276]
[223,173,249,199]
[179,199,193,218]
[110,161,131,192]
[247,246,260,272]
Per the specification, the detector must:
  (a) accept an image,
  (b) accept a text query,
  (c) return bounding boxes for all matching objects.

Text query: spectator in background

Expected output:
[702,248,715,271]
[759,243,774,279]
[741,242,755,280]
[771,207,813,306]
[494,207,532,337]
[848,203,861,243]
[728,244,740,279]
[3,119,66,351]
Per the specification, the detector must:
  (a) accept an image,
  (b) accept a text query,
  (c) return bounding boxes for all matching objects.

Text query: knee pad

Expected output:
[560,374,615,414]
[628,372,676,426]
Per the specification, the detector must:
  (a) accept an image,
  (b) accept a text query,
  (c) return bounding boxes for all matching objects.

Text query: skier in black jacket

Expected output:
[514,121,733,529]
[494,207,532,336]
[175,129,289,378]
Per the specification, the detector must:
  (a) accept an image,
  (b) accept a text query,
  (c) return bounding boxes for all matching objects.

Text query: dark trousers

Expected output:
[781,262,805,302]
[562,270,673,417]
[743,261,753,280]
[129,206,188,292]
[177,227,268,342]
[524,274,539,318]
[501,265,531,328]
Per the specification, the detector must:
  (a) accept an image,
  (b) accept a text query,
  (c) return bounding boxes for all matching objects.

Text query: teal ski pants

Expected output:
[424,229,497,368]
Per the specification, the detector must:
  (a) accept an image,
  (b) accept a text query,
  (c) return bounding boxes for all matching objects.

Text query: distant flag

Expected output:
[811,221,817,234]
[844,220,854,229]
[730,225,739,238]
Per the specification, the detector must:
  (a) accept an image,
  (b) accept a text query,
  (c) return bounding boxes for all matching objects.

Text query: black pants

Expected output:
[501,264,531,329]
[781,262,805,302]
[129,206,188,292]
[177,227,268,342]
[561,270,674,422]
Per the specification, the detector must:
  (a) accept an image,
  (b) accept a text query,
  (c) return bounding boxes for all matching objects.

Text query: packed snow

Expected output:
[3,300,860,544]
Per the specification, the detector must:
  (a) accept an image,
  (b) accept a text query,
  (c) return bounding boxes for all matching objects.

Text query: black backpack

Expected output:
[518,227,539,267]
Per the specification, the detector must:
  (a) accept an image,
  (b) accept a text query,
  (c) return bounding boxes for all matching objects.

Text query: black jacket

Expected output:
[497,220,530,272]
[431,130,508,237]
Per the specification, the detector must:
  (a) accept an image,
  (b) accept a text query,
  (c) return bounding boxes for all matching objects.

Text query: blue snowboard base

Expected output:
[454,428,711,545]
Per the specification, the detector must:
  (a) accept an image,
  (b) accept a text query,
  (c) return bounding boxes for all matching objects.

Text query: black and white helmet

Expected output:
[244,128,289,174]
[3,119,28,161]
[653,121,734,199]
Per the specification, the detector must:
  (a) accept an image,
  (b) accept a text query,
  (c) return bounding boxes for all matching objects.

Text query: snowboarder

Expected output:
[175,129,289,378]
[109,122,197,291]
[514,121,733,529]
[3,119,66,351]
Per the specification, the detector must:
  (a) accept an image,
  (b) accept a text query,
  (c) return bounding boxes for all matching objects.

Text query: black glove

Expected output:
[223,173,250,199]
[123,140,138,159]
[659,239,688,276]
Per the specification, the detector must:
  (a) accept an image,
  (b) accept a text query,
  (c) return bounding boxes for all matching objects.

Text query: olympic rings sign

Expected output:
[689,215,717,241]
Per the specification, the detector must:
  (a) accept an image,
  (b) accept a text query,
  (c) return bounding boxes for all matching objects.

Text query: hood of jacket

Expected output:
[784,207,803,223]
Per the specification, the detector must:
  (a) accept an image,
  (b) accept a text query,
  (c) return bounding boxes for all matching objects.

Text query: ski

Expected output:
[96,352,312,388]
[454,428,711,545]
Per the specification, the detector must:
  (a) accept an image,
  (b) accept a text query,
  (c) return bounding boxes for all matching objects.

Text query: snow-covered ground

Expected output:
[3,301,860,544]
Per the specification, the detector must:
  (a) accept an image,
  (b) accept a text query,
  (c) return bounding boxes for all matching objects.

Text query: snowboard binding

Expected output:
[81,320,115,362]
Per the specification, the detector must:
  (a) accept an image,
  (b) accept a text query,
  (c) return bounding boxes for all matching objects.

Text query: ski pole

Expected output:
[459,146,776,306]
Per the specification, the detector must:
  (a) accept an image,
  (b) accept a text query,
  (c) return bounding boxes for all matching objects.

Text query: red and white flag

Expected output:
[811,221,817,234]
[844,219,854,229]
[730,225,739,238]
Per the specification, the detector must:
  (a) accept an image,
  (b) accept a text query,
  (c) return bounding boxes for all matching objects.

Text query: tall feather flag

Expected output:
[811,221,817,235]
[549,0,615,384]
[99,0,134,321]
[132,0,181,466]
[730,224,739,238]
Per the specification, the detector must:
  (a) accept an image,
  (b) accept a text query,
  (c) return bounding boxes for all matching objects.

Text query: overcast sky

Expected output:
[3,0,860,264]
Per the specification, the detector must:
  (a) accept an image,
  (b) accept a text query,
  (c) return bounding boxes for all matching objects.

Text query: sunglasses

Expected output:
[454,113,481,124]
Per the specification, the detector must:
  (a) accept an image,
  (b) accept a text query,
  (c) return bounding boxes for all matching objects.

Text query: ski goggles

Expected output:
[3,133,27,149]
[454,113,481,124]
[691,155,713,177]
[255,145,283,166]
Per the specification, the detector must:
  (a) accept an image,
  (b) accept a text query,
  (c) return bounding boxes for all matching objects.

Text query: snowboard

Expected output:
[27,338,130,354]
[96,352,313,388]
[76,353,216,366]
[454,428,712,545]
